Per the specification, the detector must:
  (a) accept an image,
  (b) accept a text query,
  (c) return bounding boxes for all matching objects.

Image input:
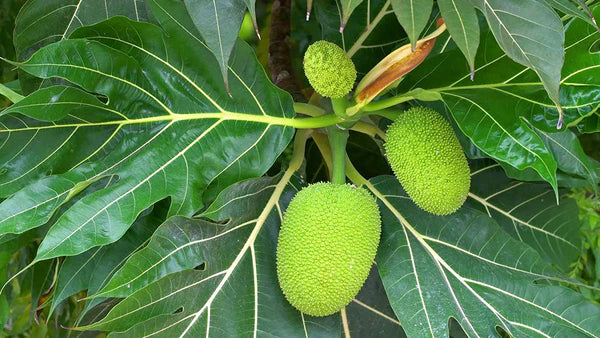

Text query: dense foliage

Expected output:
[1,0,600,337]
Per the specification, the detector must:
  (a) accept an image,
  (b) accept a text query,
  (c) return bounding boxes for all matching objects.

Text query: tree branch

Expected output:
[269,0,305,102]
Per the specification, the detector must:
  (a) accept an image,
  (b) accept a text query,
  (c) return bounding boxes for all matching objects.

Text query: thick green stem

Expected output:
[369,109,400,121]
[331,97,348,118]
[328,125,349,185]
[362,95,414,112]
[293,102,325,117]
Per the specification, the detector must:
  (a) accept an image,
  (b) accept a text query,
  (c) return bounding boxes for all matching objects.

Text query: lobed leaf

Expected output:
[371,176,600,337]
[467,162,582,271]
[13,0,148,93]
[0,0,295,262]
[79,174,336,336]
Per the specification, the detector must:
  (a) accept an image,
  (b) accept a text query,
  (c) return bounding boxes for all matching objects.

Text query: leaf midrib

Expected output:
[0,111,331,133]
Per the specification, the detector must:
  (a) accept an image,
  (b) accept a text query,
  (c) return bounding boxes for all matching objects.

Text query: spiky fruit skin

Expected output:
[303,40,357,98]
[384,107,470,215]
[276,183,381,317]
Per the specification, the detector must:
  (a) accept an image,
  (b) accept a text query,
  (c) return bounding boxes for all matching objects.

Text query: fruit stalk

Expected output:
[328,125,349,185]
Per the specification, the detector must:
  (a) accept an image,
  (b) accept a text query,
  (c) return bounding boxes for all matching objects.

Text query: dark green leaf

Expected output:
[391,0,433,49]
[80,174,340,336]
[481,0,565,119]
[371,175,600,337]
[340,0,365,31]
[0,1,294,262]
[183,0,246,91]
[467,162,582,271]
[437,0,479,73]
[13,0,148,93]
[49,203,163,317]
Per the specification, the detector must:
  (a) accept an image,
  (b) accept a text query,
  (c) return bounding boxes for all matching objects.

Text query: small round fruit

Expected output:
[303,40,357,98]
[276,183,381,317]
[384,106,470,215]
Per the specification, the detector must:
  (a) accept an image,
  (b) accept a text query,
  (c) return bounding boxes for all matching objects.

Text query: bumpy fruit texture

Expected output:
[303,40,357,98]
[276,183,381,317]
[385,107,470,215]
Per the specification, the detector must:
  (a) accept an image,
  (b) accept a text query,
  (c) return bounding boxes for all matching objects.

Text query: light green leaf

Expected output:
[370,175,600,337]
[437,0,479,74]
[391,0,434,49]
[0,83,24,103]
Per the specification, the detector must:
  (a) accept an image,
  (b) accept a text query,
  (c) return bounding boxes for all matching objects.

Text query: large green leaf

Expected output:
[396,8,600,192]
[467,162,582,271]
[13,0,148,93]
[0,0,295,262]
[49,202,164,317]
[77,171,403,336]
[370,175,600,337]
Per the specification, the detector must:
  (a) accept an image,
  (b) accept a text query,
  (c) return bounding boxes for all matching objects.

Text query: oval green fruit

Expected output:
[303,40,357,98]
[384,107,470,215]
[276,183,381,317]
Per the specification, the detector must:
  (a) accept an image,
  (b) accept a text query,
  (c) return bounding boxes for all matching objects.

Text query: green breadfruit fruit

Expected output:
[384,107,471,215]
[303,40,357,98]
[276,182,381,317]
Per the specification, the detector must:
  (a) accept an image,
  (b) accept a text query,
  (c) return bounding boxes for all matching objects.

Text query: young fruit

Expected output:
[303,40,357,98]
[276,183,381,317]
[384,107,470,215]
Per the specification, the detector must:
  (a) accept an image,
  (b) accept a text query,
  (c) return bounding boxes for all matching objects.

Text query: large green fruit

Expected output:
[276,183,381,317]
[303,40,356,98]
[384,107,470,215]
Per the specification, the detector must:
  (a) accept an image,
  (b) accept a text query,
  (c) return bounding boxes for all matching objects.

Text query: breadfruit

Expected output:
[303,40,356,98]
[384,107,470,215]
[276,182,381,317]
